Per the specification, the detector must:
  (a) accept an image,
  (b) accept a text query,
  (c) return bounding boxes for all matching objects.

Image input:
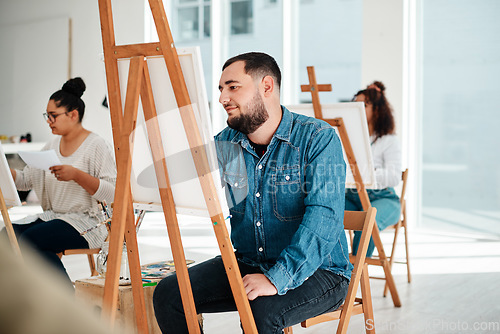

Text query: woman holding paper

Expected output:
[4,77,116,285]
[346,81,402,257]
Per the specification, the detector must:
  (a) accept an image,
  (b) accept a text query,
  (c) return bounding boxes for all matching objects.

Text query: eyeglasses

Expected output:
[43,111,68,122]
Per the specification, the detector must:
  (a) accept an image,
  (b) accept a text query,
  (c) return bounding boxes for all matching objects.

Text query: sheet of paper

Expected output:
[18,150,61,171]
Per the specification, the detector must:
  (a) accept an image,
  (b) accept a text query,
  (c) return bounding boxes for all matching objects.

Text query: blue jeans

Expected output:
[1,218,89,284]
[345,188,401,257]
[153,256,349,334]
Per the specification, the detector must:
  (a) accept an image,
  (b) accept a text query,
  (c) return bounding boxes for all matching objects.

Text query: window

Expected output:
[231,0,253,35]
[420,0,500,236]
[173,0,253,41]
[175,0,211,41]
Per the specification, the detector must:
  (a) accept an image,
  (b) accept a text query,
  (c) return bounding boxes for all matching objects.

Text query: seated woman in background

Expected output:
[347,81,402,257]
[4,77,116,285]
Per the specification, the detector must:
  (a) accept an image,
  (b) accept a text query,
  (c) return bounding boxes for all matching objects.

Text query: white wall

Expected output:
[361,0,404,141]
[0,0,404,150]
[0,0,145,145]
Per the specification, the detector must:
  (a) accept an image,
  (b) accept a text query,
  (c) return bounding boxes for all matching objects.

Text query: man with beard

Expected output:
[153,52,352,333]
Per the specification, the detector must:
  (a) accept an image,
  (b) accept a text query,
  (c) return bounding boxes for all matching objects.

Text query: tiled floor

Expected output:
[4,206,500,333]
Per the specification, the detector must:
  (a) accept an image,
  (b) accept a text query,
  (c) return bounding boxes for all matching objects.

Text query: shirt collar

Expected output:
[230,105,293,146]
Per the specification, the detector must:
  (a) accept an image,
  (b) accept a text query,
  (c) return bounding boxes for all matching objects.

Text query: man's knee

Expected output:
[251,299,285,334]
[153,275,181,314]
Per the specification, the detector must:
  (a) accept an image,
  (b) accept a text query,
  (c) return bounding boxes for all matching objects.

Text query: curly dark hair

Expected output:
[354,81,395,139]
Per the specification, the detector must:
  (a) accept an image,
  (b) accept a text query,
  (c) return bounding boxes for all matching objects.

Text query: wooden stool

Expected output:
[75,277,203,333]
[58,248,101,277]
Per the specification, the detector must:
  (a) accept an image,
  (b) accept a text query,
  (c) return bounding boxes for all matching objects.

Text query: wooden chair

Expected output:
[380,169,410,296]
[284,208,377,334]
[58,248,101,277]
[57,207,146,279]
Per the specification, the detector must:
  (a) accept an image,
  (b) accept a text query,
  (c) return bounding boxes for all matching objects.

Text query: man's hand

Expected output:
[242,273,278,301]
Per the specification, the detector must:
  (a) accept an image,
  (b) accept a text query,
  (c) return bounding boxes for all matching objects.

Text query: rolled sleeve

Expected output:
[89,138,116,204]
[92,179,115,204]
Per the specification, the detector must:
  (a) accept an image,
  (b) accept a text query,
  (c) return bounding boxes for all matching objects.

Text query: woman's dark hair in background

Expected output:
[354,80,395,139]
[49,77,86,122]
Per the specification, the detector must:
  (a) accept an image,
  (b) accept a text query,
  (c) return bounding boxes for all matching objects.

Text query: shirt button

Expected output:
[285,175,290,181]
[256,221,261,227]
[258,247,263,252]
[234,182,238,187]
[258,164,263,170]
[256,192,261,198]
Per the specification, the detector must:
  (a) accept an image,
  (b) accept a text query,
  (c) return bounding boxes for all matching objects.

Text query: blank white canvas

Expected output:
[286,103,376,189]
[0,143,22,208]
[117,47,228,217]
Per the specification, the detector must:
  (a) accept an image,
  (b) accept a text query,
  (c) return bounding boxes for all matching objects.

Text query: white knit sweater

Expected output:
[370,134,402,189]
[14,133,116,248]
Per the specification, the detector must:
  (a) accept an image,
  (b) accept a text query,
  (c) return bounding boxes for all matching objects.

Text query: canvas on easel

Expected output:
[0,142,22,256]
[119,48,229,217]
[286,66,401,308]
[97,1,257,333]
[287,102,377,189]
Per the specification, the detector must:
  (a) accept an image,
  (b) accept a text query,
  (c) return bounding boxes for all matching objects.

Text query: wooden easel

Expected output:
[97,1,258,333]
[0,188,22,258]
[301,66,401,307]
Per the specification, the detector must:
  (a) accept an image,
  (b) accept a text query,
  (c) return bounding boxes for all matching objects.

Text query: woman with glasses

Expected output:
[4,77,116,286]
[347,81,402,257]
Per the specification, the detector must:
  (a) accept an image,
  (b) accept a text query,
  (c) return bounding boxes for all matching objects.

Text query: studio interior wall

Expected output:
[0,0,145,146]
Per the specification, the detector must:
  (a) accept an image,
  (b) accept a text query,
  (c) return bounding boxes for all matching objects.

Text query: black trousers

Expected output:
[153,256,349,334]
[1,218,89,284]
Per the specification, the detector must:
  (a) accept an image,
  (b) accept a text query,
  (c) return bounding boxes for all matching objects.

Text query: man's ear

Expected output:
[262,75,275,97]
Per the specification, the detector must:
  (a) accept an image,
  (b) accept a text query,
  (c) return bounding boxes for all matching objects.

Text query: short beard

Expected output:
[227,92,269,135]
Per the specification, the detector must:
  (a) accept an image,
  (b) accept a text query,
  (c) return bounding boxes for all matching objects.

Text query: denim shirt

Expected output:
[215,106,353,295]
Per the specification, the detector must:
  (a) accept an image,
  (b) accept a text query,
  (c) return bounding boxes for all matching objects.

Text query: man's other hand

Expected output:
[242,273,278,300]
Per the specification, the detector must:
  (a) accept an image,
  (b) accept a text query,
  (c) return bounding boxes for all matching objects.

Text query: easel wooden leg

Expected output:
[210,214,258,333]
[87,253,97,276]
[384,225,400,297]
[125,202,149,333]
[360,264,375,334]
[0,189,22,258]
[403,212,411,283]
[102,56,147,332]
[371,226,401,307]
[337,209,376,334]
[140,61,201,334]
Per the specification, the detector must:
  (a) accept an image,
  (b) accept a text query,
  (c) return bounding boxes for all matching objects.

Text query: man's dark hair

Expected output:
[222,52,281,91]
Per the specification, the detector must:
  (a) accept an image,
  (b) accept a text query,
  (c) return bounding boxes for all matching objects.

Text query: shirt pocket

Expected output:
[223,172,248,214]
[272,167,305,221]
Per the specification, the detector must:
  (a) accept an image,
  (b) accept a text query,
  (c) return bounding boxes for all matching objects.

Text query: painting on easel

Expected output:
[0,143,21,208]
[287,102,377,189]
[117,47,229,218]
[0,142,22,256]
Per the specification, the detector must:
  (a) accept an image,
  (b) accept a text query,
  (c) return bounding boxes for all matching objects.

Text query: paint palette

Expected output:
[141,259,195,279]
